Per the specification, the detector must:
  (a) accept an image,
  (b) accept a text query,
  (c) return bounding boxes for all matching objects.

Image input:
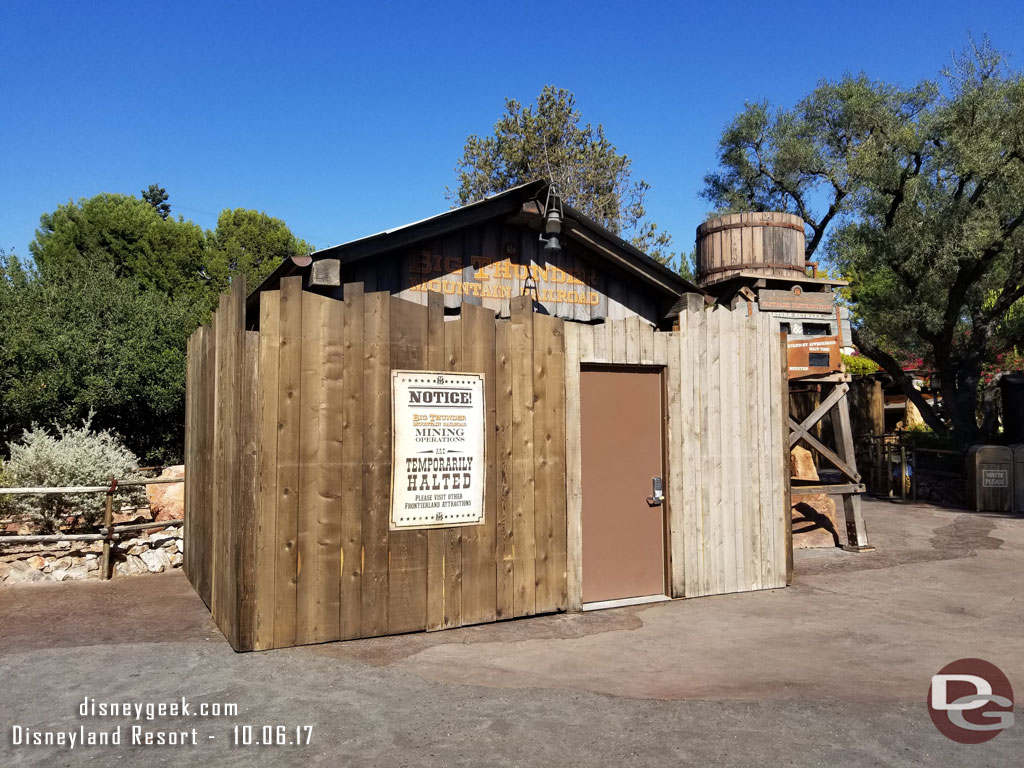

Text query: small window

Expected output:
[808,352,831,367]
[779,322,791,334]
[803,322,830,336]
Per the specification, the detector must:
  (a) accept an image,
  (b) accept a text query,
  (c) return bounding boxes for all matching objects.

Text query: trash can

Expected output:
[1013,444,1024,513]
[966,445,1012,512]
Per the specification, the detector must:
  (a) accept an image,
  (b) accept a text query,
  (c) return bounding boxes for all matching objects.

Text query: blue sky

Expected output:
[2,1,1023,264]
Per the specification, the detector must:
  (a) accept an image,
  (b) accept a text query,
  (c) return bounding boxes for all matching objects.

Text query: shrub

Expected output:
[842,353,880,376]
[4,416,146,532]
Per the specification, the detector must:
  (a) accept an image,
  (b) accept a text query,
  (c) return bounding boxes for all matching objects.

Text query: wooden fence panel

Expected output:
[185,283,784,652]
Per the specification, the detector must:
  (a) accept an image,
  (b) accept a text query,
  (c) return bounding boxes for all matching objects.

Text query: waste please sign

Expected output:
[390,371,485,529]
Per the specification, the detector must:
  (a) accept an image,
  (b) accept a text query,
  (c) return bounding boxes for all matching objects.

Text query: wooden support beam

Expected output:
[788,417,861,482]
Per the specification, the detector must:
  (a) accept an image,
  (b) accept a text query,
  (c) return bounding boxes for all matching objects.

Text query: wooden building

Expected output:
[184,181,791,652]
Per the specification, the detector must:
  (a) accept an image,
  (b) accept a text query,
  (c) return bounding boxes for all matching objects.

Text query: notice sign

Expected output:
[390,370,485,529]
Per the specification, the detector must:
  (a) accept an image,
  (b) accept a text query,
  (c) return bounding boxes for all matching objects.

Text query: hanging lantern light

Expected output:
[538,184,563,254]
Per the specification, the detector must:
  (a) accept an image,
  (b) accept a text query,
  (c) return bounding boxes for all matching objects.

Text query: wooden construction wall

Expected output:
[186,281,788,652]
[185,277,567,651]
[564,295,789,608]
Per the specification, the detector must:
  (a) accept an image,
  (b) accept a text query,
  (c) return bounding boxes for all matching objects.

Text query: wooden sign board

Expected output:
[760,286,836,313]
[390,370,485,529]
[787,335,841,378]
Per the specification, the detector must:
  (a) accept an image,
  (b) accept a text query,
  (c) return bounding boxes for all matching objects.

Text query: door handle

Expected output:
[646,477,664,507]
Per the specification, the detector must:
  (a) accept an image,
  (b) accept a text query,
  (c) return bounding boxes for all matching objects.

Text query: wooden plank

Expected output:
[564,322,583,611]
[273,277,303,649]
[425,291,447,629]
[254,291,280,650]
[387,297,429,635]
[610,318,626,362]
[578,323,594,363]
[741,313,760,591]
[340,283,365,639]
[296,291,325,645]
[459,302,498,625]
[197,318,217,607]
[533,312,566,613]
[625,315,641,364]
[361,291,391,637]
[183,331,197,586]
[757,314,775,591]
[703,307,721,596]
[442,313,464,627]
[718,309,738,595]
[510,295,536,616]
[494,318,516,619]
[780,333,793,585]
[592,319,608,363]
[235,330,260,651]
[666,319,686,598]
[314,296,344,643]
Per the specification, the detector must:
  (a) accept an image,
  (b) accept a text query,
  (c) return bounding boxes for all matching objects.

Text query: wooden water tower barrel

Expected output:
[696,212,807,286]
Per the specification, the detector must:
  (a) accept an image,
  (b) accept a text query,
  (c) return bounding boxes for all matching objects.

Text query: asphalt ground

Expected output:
[1,497,1022,767]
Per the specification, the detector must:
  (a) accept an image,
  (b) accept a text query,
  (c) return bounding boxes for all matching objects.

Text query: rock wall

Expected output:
[0,526,182,586]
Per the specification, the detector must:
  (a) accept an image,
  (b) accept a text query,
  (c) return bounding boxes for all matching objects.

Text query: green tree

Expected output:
[29,193,208,298]
[142,183,171,219]
[702,39,1024,446]
[205,208,312,294]
[0,251,205,463]
[449,86,675,266]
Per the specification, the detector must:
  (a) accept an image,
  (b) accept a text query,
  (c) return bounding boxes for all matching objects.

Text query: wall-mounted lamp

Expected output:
[538,184,564,254]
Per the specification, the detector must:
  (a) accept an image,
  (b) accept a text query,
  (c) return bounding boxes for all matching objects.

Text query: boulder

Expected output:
[66,565,90,580]
[6,560,43,583]
[0,561,10,582]
[790,446,818,481]
[140,548,171,573]
[791,493,840,548]
[146,466,185,522]
[170,552,183,568]
[25,555,46,571]
[50,568,69,582]
[115,556,147,576]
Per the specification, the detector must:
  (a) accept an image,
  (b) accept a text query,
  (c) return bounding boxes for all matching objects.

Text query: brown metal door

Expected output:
[581,368,665,603]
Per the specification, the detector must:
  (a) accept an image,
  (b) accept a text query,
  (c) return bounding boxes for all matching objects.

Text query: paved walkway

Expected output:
[1,498,1022,766]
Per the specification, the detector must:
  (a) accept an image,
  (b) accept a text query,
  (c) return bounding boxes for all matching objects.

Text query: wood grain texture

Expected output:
[494,319,516,619]
[235,331,260,651]
[340,283,365,639]
[425,291,447,629]
[273,277,302,649]
[509,296,536,616]
[254,291,281,650]
[459,302,498,625]
[387,297,428,634]
[296,291,325,645]
[563,323,583,611]
[314,296,344,643]
[361,291,391,638]
[442,313,464,627]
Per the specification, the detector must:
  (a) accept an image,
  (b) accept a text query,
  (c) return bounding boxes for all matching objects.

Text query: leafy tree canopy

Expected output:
[142,183,171,219]
[449,86,677,267]
[702,38,1024,445]
[206,208,312,295]
[29,193,207,298]
[0,250,205,463]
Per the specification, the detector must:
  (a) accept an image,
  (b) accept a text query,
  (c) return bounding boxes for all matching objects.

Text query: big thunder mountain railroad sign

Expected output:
[390,371,486,529]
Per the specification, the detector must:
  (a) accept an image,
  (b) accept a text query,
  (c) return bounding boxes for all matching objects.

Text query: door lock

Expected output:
[646,477,664,507]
